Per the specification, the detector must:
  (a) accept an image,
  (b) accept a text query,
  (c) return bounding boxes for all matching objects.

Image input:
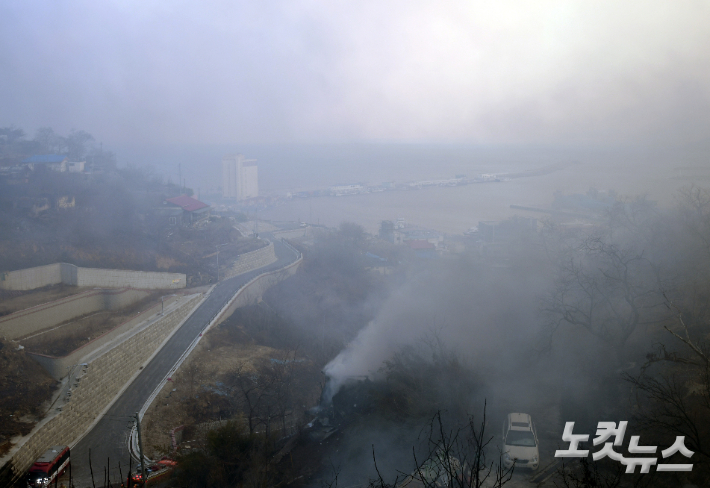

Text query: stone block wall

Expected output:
[223,241,277,279]
[0,288,152,341]
[27,295,183,380]
[1,294,202,485]
[0,263,186,291]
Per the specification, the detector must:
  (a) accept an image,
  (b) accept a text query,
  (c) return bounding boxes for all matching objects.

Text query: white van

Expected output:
[502,413,539,470]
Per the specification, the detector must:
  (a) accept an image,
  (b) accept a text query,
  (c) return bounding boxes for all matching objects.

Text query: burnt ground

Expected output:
[18,290,167,357]
[273,414,425,488]
[0,339,58,456]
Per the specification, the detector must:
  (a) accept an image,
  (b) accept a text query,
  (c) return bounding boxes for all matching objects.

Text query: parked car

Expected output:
[502,413,539,470]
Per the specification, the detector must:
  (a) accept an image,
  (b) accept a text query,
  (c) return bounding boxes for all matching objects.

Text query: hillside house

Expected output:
[160,195,211,225]
[66,160,86,173]
[22,154,69,172]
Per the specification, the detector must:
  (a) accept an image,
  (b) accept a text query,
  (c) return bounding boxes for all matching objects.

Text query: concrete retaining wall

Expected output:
[215,251,301,327]
[1,294,202,485]
[0,264,63,290]
[0,288,152,341]
[75,267,185,289]
[0,263,186,291]
[27,295,184,380]
[223,241,277,279]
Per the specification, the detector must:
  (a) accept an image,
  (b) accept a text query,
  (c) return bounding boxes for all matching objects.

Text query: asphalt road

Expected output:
[70,237,299,487]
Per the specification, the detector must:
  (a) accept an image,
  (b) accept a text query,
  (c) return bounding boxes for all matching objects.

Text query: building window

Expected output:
[169,217,177,225]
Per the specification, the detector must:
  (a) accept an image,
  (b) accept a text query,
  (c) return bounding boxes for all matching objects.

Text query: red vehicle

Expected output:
[130,458,177,486]
[26,446,70,488]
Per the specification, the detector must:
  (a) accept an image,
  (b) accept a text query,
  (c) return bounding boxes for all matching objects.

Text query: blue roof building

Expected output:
[21,154,68,172]
[22,155,68,164]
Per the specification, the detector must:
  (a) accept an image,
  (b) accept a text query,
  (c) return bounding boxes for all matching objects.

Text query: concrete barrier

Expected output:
[0,294,203,485]
[0,263,186,291]
[0,288,153,341]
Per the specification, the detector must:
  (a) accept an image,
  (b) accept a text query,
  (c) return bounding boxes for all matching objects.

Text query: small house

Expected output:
[22,155,69,172]
[163,195,211,225]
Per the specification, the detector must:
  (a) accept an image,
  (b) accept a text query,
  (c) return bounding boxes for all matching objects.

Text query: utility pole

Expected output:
[134,412,147,486]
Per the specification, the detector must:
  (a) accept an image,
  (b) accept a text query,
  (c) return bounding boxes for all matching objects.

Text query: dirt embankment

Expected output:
[0,284,89,318]
[0,340,58,456]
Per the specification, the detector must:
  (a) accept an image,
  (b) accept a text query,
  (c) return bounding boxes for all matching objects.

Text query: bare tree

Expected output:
[66,129,94,160]
[543,235,665,355]
[34,126,66,154]
[184,361,201,397]
[228,362,269,435]
[269,350,298,434]
[227,358,297,436]
[367,405,514,488]
[676,186,710,261]
[623,300,710,461]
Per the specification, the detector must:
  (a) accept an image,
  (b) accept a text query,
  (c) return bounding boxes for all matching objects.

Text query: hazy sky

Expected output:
[1,1,709,146]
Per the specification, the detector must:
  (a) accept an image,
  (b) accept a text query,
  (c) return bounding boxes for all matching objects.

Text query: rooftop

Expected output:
[36,446,67,463]
[22,154,67,164]
[165,195,209,212]
[508,413,532,430]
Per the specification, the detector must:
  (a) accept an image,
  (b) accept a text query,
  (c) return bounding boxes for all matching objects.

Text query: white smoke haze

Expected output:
[323,258,548,402]
[2,2,709,146]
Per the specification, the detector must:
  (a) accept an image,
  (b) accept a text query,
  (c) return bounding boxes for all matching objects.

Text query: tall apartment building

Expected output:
[222,154,258,201]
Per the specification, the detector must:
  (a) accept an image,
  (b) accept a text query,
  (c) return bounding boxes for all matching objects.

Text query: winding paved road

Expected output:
[70,237,299,487]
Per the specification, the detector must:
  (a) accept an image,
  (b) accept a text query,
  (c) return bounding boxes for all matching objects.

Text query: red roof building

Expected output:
[165,195,209,212]
[162,195,210,225]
